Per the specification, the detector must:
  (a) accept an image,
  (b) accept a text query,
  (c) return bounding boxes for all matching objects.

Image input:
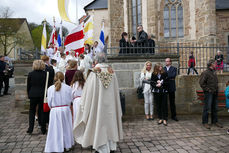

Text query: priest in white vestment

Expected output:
[73,53,123,153]
[45,72,74,153]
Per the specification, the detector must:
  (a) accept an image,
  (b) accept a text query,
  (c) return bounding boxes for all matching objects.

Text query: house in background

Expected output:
[84,0,109,44]
[0,18,34,60]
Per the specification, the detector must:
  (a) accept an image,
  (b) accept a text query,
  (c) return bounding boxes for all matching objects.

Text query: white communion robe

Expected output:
[53,51,61,63]
[58,58,67,74]
[44,83,74,153]
[47,48,54,59]
[73,63,123,153]
[71,81,83,123]
[83,54,93,76]
[66,55,77,62]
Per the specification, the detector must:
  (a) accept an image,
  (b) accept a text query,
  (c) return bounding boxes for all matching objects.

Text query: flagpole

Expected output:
[76,0,79,25]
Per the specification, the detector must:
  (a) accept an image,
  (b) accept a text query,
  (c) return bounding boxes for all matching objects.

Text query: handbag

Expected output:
[43,72,50,112]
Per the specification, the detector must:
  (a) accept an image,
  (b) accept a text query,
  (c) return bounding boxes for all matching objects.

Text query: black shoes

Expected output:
[172,117,179,121]
[41,128,47,135]
[4,93,11,95]
[0,94,3,97]
[26,129,33,134]
[214,122,223,128]
[203,124,211,129]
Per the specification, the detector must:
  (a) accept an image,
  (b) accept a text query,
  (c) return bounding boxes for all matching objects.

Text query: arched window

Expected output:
[131,0,142,37]
[164,0,184,38]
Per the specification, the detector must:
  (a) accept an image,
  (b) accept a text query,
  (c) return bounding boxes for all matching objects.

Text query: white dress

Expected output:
[58,58,67,74]
[47,48,54,59]
[71,82,83,125]
[83,54,93,76]
[53,51,61,63]
[44,83,74,153]
[66,55,77,62]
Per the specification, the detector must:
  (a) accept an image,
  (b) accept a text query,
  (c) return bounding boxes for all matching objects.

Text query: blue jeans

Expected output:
[202,92,218,124]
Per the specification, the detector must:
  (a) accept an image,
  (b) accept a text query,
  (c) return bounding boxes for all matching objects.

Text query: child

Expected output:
[50,59,60,74]
[187,51,198,75]
[58,53,67,74]
[224,81,229,134]
[71,71,85,123]
[45,72,74,152]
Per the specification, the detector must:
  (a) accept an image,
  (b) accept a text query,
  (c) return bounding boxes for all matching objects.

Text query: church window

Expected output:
[164,0,184,38]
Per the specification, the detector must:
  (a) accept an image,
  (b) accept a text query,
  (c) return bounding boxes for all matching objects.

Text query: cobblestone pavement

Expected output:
[0,81,229,153]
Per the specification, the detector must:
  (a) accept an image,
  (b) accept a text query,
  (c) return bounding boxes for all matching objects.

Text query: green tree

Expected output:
[31,21,53,50]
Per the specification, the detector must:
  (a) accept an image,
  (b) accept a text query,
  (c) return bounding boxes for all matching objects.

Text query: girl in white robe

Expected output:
[71,70,85,124]
[45,72,74,153]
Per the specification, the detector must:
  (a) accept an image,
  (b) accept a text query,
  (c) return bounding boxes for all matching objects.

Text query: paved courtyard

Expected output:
[0,80,229,153]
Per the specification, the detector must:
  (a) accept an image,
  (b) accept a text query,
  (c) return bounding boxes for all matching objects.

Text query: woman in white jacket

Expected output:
[45,72,74,152]
[140,61,154,120]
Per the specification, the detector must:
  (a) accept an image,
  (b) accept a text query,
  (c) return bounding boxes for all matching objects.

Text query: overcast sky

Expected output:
[1,0,94,31]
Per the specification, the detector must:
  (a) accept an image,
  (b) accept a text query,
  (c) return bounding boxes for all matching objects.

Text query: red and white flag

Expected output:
[64,23,84,55]
[48,26,58,52]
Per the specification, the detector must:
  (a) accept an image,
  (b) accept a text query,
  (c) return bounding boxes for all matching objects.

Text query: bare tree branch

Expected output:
[0,7,14,18]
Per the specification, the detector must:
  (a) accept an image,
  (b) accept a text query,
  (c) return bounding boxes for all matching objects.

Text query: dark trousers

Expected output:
[187,67,198,75]
[168,92,177,118]
[154,92,168,120]
[0,75,3,94]
[28,98,46,132]
[3,75,9,94]
[202,92,218,124]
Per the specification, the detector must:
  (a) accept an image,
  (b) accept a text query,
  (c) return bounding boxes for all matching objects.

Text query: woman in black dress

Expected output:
[151,63,169,126]
[27,60,47,134]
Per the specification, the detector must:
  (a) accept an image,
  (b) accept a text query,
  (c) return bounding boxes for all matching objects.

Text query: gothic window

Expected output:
[164,0,184,38]
[131,0,142,37]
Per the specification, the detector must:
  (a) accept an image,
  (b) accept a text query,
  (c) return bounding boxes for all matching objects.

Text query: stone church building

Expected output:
[107,0,229,47]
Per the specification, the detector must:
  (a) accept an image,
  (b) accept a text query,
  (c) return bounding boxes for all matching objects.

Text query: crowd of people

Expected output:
[26,49,123,152]
[140,58,228,134]
[119,25,155,55]
[140,58,178,126]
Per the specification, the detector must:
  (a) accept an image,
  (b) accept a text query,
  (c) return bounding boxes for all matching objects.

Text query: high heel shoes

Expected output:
[158,120,163,125]
[163,120,168,126]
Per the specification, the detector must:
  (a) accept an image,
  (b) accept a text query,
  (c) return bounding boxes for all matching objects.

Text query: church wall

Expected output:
[216,10,229,46]
[195,0,217,44]
[108,0,125,48]
[86,9,109,44]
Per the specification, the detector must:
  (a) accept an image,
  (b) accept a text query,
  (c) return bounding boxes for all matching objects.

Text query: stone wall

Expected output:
[195,0,217,44]
[14,63,32,108]
[108,56,229,116]
[108,0,124,47]
[108,55,179,115]
[86,9,109,44]
[176,74,229,116]
[216,10,229,46]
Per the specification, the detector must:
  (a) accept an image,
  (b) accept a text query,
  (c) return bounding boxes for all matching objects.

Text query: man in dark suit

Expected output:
[0,56,6,97]
[131,25,148,54]
[164,58,178,121]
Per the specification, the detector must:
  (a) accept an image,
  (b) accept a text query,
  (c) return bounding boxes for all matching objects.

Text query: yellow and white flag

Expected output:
[84,16,94,45]
[58,0,72,23]
[41,21,47,52]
